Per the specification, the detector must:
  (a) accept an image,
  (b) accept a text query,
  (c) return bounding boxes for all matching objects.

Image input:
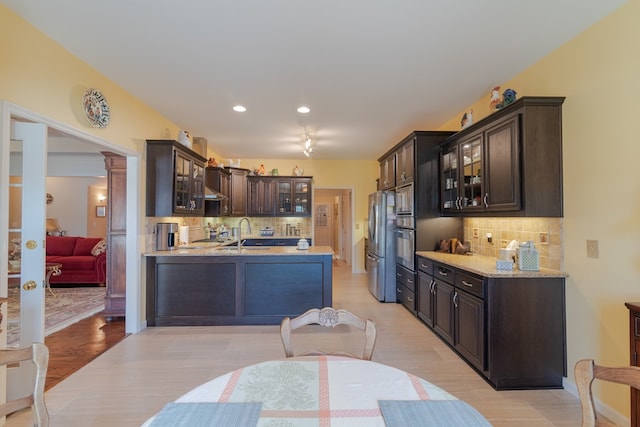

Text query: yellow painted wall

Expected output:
[438,0,639,417]
[0,7,183,150]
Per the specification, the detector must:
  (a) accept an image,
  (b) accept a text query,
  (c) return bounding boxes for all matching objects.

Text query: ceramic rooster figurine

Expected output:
[490,86,501,110]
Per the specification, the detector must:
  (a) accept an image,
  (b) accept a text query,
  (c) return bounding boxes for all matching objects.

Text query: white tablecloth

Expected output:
[143,355,459,426]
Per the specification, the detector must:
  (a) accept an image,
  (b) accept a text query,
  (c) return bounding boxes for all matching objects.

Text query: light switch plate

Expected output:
[586,240,599,259]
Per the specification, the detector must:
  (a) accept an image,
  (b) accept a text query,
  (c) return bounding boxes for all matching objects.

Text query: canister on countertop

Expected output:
[449,238,458,254]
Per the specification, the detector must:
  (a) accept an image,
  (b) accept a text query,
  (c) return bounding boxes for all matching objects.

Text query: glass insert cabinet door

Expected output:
[441,145,458,211]
[277,180,292,214]
[294,181,310,214]
[174,152,190,210]
[461,134,483,210]
[191,162,204,212]
[173,151,204,212]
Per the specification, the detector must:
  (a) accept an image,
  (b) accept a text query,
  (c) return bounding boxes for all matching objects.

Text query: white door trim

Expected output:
[1,100,144,335]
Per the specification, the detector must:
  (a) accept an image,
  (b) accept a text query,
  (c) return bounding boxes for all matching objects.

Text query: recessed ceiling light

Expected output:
[297,106,310,114]
[233,105,247,112]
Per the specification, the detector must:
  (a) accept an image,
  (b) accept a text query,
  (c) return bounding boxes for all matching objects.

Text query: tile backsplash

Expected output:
[145,216,311,251]
[463,217,563,271]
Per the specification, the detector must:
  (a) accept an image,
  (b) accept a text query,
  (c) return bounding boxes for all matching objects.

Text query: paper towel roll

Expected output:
[179,225,190,245]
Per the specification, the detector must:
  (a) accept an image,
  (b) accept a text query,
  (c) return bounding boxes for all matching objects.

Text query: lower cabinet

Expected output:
[395,264,416,314]
[453,289,484,371]
[415,255,566,390]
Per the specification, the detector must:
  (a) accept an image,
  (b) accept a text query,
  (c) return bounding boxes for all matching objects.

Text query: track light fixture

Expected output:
[302,130,313,157]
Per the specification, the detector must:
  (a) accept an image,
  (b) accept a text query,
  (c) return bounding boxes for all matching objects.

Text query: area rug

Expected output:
[6,287,106,347]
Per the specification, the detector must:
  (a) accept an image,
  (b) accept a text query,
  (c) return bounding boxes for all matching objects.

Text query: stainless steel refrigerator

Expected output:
[366,191,396,302]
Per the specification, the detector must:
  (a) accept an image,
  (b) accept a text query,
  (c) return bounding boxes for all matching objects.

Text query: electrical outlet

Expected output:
[539,232,548,245]
[473,228,479,238]
[586,240,599,259]
[501,239,508,248]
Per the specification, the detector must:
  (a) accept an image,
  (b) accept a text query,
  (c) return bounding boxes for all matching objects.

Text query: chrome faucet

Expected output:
[238,217,251,250]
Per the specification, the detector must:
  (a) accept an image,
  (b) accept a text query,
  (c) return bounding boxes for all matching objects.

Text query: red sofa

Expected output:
[45,236,106,285]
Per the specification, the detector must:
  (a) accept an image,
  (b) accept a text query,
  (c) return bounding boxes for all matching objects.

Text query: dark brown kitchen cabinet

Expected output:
[440,96,564,217]
[247,176,276,215]
[228,167,249,216]
[146,140,206,217]
[378,131,453,217]
[626,302,640,427]
[433,279,455,345]
[416,254,566,390]
[276,177,312,216]
[417,258,435,326]
[395,139,414,186]
[454,283,484,371]
[417,270,435,327]
[204,167,230,216]
[379,153,395,190]
[395,264,416,314]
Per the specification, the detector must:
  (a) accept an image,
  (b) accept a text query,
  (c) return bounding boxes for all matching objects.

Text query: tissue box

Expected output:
[496,260,513,270]
[499,249,516,261]
[518,241,540,271]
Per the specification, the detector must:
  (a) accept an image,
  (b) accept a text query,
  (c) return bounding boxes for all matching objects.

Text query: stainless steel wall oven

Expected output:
[395,216,415,271]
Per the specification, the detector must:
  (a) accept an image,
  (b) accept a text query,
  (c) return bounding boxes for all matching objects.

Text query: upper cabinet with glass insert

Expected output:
[440,97,565,217]
[276,177,312,216]
[146,140,206,217]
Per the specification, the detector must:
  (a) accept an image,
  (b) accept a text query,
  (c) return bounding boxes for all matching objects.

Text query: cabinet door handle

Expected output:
[438,269,448,276]
[407,297,414,302]
[461,280,474,287]
[397,288,403,293]
[483,193,489,208]
[407,279,413,284]
[430,279,436,293]
[453,291,458,308]
[397,272,402,277]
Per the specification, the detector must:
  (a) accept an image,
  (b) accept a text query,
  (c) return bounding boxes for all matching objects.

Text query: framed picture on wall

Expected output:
[96,205,106,217]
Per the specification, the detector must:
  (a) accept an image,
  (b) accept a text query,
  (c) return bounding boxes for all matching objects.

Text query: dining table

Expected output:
[143,355,492,426]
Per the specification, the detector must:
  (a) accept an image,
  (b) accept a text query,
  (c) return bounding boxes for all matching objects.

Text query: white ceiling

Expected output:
[2,0,625,160]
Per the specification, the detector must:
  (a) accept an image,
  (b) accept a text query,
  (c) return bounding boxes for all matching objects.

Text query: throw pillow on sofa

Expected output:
[72,237,104,256]
[91,238,107,256]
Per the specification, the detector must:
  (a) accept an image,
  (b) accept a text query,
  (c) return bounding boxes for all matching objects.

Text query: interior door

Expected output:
[313,197,333,248]
[8,122,47,399]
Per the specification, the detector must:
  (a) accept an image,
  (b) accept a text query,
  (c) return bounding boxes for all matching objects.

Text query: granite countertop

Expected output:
[416,251,568,278]
[144,241,333,257]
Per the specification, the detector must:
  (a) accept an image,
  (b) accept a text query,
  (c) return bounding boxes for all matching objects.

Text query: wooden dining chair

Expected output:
[0,343,50,427]
[280,307,377,360]
[574,358,640,427]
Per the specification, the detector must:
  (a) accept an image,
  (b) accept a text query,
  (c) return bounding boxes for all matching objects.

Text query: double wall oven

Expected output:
[395,184,415,271]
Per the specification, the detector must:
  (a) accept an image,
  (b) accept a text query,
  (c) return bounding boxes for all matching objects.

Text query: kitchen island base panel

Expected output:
[244,262,325,315]
[146,254,332,326]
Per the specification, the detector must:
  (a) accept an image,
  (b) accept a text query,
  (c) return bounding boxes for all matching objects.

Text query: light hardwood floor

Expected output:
[9,261,584,426]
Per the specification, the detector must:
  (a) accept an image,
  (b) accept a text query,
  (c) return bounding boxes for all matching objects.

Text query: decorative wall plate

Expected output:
[82,88,110,128]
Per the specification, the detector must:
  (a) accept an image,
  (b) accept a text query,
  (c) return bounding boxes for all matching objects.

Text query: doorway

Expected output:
[313,188,353,268]
[1,102,141,338]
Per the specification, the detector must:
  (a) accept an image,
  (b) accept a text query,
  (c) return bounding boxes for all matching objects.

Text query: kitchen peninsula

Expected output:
[144,243,333,326]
